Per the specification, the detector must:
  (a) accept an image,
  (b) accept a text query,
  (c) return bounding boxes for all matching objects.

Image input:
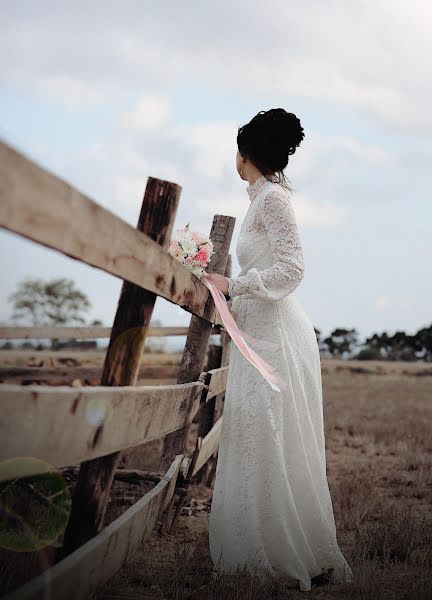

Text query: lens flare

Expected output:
[0,457,72,553]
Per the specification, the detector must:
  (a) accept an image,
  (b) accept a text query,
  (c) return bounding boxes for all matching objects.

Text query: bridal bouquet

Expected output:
[169,222,215,277]
[169,222,287,393]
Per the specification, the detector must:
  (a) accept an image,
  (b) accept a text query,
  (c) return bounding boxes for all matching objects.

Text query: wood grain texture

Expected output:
[0,382,204,478]
[205,366,229,400]
[192,416,223,477]
[0,140,218,323]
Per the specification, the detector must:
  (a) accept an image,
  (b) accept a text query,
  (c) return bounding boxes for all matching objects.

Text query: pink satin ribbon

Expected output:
[201,277,288,393]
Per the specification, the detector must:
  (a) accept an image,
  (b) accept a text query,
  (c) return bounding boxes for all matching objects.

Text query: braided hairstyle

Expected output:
[237,108,305,193]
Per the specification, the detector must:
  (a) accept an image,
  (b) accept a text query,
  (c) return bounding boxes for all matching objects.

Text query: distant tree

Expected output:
[412,324,432,362]
[1,341,14,350]
[362,326,432,362]
[323,327,359,358]
[355,346,382,360]
[8,277,92,349]
[8,277,91,326]
[364,331,393,357]
[388,330,417,361]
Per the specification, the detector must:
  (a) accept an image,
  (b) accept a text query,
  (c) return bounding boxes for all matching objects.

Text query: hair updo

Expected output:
[237,108,305,193]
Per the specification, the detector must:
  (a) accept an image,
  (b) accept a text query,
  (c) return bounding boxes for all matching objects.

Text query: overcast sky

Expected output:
[1,1,431,349]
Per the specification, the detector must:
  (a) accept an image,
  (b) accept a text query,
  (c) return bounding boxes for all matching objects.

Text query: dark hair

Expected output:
[237,108,305,193]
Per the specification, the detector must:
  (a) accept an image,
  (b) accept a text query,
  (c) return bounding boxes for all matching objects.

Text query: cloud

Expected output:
[121,95,172,133]
[1,1,431,131]
[294,194,348,227]
[64,96,353,231]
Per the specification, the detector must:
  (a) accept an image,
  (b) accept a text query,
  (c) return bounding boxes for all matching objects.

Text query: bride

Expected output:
[202,109,353,592]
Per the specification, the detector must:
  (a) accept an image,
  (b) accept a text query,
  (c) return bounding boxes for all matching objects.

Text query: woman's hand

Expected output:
[202,273,229,295]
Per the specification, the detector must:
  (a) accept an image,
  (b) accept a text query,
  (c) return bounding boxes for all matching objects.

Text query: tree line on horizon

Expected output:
[2,277,431,362]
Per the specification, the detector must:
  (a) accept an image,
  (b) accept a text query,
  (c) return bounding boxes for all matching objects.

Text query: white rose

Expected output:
[181,238,197,254]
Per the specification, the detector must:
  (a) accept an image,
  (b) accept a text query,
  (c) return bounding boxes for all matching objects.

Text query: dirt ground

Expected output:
[1,352,431,599]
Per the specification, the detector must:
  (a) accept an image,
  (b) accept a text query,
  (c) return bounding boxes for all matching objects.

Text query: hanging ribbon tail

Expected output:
[201,278,288,393]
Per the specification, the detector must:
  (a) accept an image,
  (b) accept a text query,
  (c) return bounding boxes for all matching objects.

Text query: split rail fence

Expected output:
[0,140,236,599]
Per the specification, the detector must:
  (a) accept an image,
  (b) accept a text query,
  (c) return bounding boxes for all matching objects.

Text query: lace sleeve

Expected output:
[227,191,305,300]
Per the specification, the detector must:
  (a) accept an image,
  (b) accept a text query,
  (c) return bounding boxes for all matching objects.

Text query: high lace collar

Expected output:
[246,173,279,202]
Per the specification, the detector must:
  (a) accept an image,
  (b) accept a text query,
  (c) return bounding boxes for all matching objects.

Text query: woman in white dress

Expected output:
[202,109,353,592]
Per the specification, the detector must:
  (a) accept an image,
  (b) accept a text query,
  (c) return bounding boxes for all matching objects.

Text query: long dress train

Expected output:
[208,174,353,592]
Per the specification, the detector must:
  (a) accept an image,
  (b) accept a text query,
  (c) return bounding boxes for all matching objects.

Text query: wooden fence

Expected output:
[0,140,235,599]
[0,325,192,339]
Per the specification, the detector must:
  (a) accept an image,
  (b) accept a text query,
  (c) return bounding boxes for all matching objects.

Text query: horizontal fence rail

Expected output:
[0,325,224,340]
[0,141,221,324]
[0,367,228,477]
[0,379,207,477]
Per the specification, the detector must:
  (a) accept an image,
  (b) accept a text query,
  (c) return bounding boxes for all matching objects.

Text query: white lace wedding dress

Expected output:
[208,174,353,592]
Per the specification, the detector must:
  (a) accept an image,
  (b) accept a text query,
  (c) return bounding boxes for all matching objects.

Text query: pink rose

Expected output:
[170,240,180,251]
[200,242,213,255]
[169,240,183,260]
[194,249,209,267]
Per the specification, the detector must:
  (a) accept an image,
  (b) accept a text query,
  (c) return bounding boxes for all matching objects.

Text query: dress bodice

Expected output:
[227,175,305,302]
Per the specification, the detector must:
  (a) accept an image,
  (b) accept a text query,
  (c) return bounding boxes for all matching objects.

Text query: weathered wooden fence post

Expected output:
[204,254,232,487]
[209,253,232,422]
[61,177,181,556]
[158,216,235,475]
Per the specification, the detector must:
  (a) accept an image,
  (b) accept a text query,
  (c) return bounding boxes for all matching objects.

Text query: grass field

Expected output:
[1,355,431,599]
[94,359,432,599]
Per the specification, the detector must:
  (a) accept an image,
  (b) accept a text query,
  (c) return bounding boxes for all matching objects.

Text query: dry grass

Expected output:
[94,359,432,600]
[1,357,431,599]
